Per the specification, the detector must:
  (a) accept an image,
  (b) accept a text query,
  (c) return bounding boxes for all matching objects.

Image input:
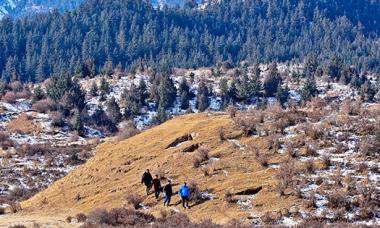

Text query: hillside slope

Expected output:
[15,113,298,224]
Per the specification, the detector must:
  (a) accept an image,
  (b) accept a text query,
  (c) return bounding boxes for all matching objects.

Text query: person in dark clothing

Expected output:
[163,180,173,206]
[152,175,161,200]
[178,182,191,208]
[141,169,153,195]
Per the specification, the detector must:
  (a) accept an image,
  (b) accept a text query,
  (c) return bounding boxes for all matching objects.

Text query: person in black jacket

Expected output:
[141,169,153,195]
[163,180,173,206]
[152,175,161,200]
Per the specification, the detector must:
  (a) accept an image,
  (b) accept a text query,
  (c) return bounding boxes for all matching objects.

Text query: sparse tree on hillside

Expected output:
[32,86,45,103]
[360,80,376,102]
[106,97,122,124]
[301,75,318,102]
[122,85,141,119]
[157,74,177,109]
[90,81,98,97]
[72,110,84,136]
[276,84,289,106]
[196,80,210,112]
[219,78,230,110]
[264,62,281,97]
[156,104,168,124]
[179,77,192,110]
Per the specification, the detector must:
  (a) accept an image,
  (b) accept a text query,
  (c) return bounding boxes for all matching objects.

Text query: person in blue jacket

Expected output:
[178,182,191,208]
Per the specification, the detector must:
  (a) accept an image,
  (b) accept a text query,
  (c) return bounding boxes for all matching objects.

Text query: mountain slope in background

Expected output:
[0,0,203,19]
[0,0,83,18]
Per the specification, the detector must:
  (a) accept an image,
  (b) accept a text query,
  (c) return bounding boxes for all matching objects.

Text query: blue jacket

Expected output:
[178,185,190,197]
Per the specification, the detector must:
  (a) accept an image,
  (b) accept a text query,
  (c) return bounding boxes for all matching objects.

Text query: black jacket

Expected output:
[163,184,173,196]
[152,178,161,191]
[141,172,153,186]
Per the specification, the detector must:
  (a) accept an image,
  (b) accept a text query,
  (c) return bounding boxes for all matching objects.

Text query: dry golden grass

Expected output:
[14,113,301,225]
[7,114,40,134]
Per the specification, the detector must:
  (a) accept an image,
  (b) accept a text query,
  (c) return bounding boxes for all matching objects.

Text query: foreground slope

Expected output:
[14,113,297,224]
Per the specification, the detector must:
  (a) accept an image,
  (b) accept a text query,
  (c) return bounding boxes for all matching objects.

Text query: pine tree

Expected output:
[219,78,230,110]
[100,77,110,93]
[123,84,141,119]
[32,86,45,103]
[137,79,148,106]
[72,110,84,137]
[158,74,177,109]
[301,76,318,102]
[106,97,122,124]
[251,64,262,98]
[236,73,253,102]
[264,62,281,97]
[179,78,191,110]
[196,80,210,112]
[276,84,289,106]
[0,80,6,95]
[156,104,168,124]
[90,81,98,97]
[360,80,376,102]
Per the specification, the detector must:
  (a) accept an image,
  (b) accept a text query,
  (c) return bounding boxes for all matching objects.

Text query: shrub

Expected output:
[188,181,202,203]
[218,127,225,141]
[76,213,87,222]
[327,191,349,209]
[2,91,17,103]
[0,131,13,149]
[224,191,236,203]
[304,159,315,174]
[8,225,26,228]
[321,154,331,169]
[193,147,209,168]
[50,112,65,128]
[276,160,296,195]
[116,121,140,141]
[9,202,22,213]
[227,105,237,118]
[65,216,72,223]
[125,193,144,209]
[0,207,5,215]
[254,150,269,167]
[85,208,155,226]
[32,98,57,113]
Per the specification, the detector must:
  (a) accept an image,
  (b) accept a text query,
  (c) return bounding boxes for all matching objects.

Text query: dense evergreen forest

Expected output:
[0,0,379,82]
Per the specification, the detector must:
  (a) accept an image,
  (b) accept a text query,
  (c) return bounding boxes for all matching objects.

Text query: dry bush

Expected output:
[303,123,323,140]
[355,162,368,173]
[125,193,144,209]
[308,97,327,110]
[276,160,296,195]
[188,181,202,203]
[218,127,226,141]
[16,144,54,157]
[321,154,331,169]
[9,202,22,213]
[227,105,237,118]
[0,207,5,215]
[32,98,57,113]
[76,213,87,222]
[8,225,26,228]
[50,111,65,128]
[254,150,269,167]
[327,191,349,209]
[304,159,315,174]
[224,191,236,203]
[116,121,140,141]
[341,99,361,116]
[358,137,380,158]
[15,90,32,100]
[0,131,13,149]
[260,211,281,225]
[65,216,72,223]
[2,91,17,103]
[193,147,210,168]
[265,102,283,120]
[85,208,155,226]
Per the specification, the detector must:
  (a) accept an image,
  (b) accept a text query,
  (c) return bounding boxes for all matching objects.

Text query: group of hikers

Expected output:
[141,169,191,208]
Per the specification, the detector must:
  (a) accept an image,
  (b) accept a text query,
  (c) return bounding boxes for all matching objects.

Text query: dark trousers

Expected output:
[164,194,171,206]
[181,196,189,208]
[145,184,152,195]
[154,189,160,199]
